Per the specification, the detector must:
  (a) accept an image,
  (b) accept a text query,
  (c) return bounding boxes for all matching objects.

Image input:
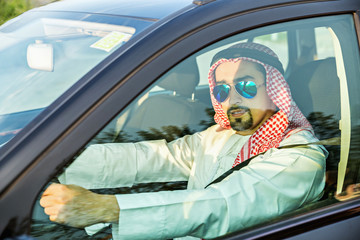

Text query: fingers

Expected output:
[43,205,62,216]
[40,183,71,224]
[41,196,65,224]
[49,214,61,223]
[47,208,65,224]
[39,195,58,207]
[42,183,65,196]
[40,184,69,207]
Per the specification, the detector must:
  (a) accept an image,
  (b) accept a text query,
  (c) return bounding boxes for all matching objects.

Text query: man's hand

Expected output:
[40,183,119,228]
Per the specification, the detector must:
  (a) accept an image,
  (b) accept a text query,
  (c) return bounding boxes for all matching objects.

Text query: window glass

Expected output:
[0,11,153,147]
[31,14,360,239]
[315,27,335,59]
[253,32,289,67]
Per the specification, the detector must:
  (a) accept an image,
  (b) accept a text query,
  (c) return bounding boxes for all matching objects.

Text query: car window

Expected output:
[253,31,289,68]
[0,11,153,148]
[31,14,360,239]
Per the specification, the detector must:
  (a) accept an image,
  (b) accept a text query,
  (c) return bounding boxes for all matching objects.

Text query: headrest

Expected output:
[157,58,199,96]
[287,58,339,119]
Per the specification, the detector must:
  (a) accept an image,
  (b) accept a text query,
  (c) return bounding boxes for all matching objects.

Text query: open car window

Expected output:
[31,14,360,239]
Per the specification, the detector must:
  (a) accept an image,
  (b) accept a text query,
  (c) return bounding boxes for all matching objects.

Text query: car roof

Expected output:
[34,0,196,21]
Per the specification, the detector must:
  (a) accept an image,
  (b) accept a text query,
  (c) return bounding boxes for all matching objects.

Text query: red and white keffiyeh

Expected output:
[208,43,313,167]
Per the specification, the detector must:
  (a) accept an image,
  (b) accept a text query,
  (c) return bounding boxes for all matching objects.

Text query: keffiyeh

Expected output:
[208,43,312,166]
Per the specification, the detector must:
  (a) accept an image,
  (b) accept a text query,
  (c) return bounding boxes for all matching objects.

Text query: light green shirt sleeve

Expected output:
[113,131,326,239]
[58,132,202,189]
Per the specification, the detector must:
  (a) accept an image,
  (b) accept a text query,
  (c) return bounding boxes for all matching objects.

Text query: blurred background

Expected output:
[0,0,58,25]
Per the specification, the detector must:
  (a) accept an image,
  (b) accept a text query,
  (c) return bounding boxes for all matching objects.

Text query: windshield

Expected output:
[0,11,153,146]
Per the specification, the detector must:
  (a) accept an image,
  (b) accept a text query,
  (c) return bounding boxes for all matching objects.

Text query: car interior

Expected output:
[103,15,358,207]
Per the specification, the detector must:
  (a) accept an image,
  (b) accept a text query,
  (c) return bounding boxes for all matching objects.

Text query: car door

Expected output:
[1,0,360,239]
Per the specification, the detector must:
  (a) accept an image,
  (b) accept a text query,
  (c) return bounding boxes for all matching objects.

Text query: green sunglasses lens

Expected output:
[235,81,257,99]
[213,84,230,102]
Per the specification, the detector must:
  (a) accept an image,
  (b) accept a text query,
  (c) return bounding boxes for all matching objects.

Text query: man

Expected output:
[40,43,326,239]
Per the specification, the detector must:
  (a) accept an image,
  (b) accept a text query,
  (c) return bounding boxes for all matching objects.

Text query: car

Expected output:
[1,0,360,239]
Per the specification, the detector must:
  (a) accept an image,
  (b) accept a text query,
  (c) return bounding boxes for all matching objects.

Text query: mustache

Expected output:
[227,105,250,114]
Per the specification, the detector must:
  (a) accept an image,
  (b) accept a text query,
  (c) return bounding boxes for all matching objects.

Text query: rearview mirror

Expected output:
[27,40,54,72]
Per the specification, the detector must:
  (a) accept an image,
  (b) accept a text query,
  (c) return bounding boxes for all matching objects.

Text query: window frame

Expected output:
[1,0,360,238]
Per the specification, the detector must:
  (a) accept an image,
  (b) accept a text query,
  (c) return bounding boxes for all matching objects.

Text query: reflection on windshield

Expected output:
[0,11,153,146]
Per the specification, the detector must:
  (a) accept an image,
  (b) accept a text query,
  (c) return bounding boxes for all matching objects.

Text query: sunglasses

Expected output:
[213,81,264,103]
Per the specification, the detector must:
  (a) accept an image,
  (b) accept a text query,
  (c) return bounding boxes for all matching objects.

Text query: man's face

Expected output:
[214,60,277,135]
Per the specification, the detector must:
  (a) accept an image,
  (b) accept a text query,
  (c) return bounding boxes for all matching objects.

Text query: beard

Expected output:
[227,105,253,132]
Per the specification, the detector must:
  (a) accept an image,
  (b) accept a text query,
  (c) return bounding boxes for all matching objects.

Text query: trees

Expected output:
[0,0,31,25]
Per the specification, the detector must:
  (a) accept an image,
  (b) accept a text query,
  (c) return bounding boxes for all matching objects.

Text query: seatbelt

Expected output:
[205,137,340,189]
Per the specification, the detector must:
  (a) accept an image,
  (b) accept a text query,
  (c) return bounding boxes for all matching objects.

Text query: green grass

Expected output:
[0,0,32,25]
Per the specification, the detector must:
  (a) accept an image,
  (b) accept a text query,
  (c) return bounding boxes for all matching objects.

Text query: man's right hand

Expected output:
[40,183,119,228]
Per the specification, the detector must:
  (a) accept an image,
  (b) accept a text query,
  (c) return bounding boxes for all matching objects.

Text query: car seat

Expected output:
[287,57,341,198]
[116,59,210,142]
[287,57,340,120]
